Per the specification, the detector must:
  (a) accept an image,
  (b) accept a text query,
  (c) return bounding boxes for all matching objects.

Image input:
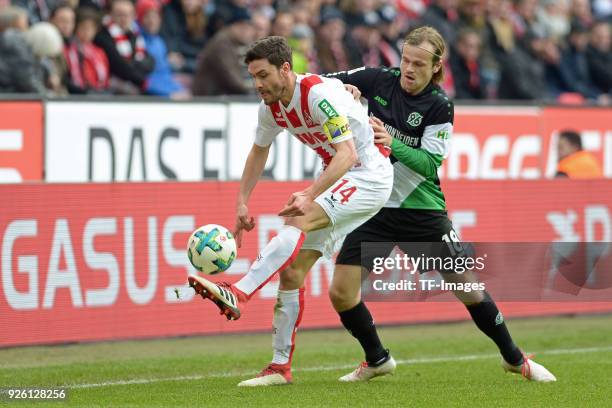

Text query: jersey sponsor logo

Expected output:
[318,99,338,119]
[295,131,328,145]
[406,112,423,127]
[396,133,421,148]
[371,114,420,147]
[323,116,351,141]
[374,96,388,106]
[436,130,449,140]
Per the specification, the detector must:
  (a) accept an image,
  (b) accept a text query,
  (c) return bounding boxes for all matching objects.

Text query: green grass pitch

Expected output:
[1,314,611,407]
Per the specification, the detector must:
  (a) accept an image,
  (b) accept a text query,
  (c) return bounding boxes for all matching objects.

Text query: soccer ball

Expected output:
[187,224,237,274]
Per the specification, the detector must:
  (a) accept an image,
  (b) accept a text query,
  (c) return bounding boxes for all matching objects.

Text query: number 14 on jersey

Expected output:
[331,178,357,204]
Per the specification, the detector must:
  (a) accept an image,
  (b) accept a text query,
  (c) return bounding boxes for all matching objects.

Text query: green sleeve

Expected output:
[390,138,443,179]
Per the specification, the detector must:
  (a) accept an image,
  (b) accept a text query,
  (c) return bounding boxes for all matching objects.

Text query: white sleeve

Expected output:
[254,102,282,147]
[421,123,453,159]
[309,85,354,144]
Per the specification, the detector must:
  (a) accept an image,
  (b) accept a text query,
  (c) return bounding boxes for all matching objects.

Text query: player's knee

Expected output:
[328,285,343,305]
[328,285,355,310]
[280,265,306,290]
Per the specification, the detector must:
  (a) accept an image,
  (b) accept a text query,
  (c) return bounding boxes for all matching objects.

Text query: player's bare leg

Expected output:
[445,270,556,382]
[238,249,321,387]
[330,264,396,382]
[189,203,330,320]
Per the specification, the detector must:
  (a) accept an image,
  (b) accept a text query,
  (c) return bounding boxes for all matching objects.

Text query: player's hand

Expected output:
[344,84,362,100]
[278,190,313,217]
[234,203,255,248]
[370,116,392,147]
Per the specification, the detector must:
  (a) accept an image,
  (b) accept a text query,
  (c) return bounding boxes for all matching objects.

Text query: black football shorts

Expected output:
[336,208,469,274]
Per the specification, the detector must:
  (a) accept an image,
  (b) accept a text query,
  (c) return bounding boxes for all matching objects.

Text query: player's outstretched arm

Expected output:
[235,143,271,246]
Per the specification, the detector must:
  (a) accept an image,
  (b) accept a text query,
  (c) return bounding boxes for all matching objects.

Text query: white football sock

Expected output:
[234,225,305,297]
[271,288,304,365]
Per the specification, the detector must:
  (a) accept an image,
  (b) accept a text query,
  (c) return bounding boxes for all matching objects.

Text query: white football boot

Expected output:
[238,363,292,387]
[339,355,397,382]
[502,354,557,382]
[187,275,243,320]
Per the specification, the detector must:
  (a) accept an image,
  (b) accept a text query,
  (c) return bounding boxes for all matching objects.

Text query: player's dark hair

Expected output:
[404,26,446,84]
[559,130,583,150]
[244,36,293,69]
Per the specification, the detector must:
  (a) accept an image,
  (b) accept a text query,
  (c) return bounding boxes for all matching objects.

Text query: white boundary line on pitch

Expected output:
[67,345,612,389]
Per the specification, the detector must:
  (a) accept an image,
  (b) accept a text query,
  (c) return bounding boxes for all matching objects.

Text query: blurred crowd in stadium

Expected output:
[0,0,610,104]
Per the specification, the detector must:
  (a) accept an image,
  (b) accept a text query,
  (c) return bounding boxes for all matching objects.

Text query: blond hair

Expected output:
[404,26,447,84]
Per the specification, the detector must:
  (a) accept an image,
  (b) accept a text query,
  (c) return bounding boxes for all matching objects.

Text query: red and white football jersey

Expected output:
[254,74,387,170]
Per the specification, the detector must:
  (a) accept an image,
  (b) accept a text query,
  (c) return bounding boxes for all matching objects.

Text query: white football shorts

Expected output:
[302,160,394,258]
